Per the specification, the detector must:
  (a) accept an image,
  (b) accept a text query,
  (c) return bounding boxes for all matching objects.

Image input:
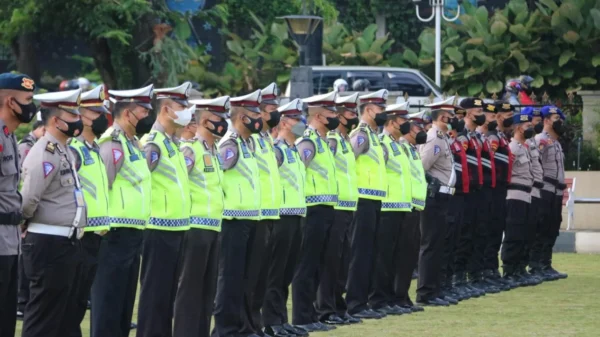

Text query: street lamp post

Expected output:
[279,15,323,66]
[413,0,461,87]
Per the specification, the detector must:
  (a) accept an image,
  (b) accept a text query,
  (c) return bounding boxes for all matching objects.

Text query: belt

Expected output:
[543,176,559,186]
[438,185,455,195]
[0,212,22,225]
[557,183,567,190]
[508,183,532,193]
[28,223,84,239]
[533,181,544,189]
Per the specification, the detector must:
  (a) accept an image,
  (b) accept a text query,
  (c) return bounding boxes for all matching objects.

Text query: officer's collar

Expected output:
[381,128,396,141]
[76,135,98,149]
[29,132,37,142]
[113,121,135,141]
[193,135,217,152]
[45,132,65,149]
[359,120,378,133]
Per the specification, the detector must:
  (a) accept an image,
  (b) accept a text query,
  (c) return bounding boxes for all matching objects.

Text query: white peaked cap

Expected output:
[80,85,109,114]
[385,102,410,117]
[302,91,337,112]
[408,110,433,124]
[154,81,192,106]
[425,96,456,110]
[34,88,82,115]
[359,89,388,106]
[108,84,154,110]
[277,98,305,117]
[189,96,231,118]
[335,92,359,112]
[260,82,280,105]
[231,90,262,113]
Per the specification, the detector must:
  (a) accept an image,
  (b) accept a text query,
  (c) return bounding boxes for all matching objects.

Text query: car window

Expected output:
[312,71,343,94]
[346,71,385,91]
[386,72,432,96]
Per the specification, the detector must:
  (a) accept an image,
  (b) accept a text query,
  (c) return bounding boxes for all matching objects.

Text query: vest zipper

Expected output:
[120,187,125,209]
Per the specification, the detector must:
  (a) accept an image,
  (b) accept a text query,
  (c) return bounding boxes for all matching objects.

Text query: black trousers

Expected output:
[346,198,382,314]
[454,190,480,273]
[441,194,465,282]
[21,233,82,337]
[484,186,507,271]
[0,254,17,337]
[316,209,353,319]
[92,228,143,337]
[213,219,255,337]
[468,187,493,274]
[18,253,29,312]
[416,193,450,302]
[137,229,185,337]
[544,195,564,265]
[242,220,272,335]
[501,199,529,267]
[174,229,220,337]
[392,211,421,306]
[262,216,301,326]
[529,191,553,267]
[523,196,541,267]
[368,211,405,309]
[292,205,334,325]
[73,233,102,337]
[335,211,353,317]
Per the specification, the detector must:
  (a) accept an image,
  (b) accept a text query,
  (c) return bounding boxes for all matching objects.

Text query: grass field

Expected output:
[14,253,600,337]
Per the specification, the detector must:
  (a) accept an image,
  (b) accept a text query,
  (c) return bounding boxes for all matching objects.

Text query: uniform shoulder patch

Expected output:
[45,141,56,154]
[303,148,313,159]
[436,130,444,139]
[150,151,159,164]
[357,134,366,147]
[303,128,312,138]
[111,128,121,141]
[434,145,441,155]
[3,125,9,136]
[224,148,235,160]
[112,148,123,164]
[43,162,54,178]
[147,132,156,141]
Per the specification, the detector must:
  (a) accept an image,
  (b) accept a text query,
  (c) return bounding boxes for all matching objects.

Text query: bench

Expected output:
[564,177,600,230]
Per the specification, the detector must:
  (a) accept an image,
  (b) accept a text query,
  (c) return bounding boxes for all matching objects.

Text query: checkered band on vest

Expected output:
[88,216,110,227]
[110,217,146,227]
[382,202,412,209]
[337,200,357,208]
[358,188,386,197]
[148,218,190,227]
[261,209,279,217]
[223,209,260,218]
[412,198,426,207]
[190,217,220,227]
[305,194,338,204]
[280,207,307,216]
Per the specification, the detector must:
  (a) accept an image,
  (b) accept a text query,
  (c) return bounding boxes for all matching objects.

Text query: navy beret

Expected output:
[0,73,36,92]
[459,97,484,109]
[495,100,513,112]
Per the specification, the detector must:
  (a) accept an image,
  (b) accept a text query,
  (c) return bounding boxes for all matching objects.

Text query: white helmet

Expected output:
[333,79,348,93]
[77,77,91,91]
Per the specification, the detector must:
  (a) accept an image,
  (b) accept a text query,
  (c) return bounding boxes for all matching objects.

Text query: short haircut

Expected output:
[113,102,135,118]
[430,109,449,121]
[32,121,44,130]
[384,115,403,126]
[40,107,61,125]
[359,105,367,114]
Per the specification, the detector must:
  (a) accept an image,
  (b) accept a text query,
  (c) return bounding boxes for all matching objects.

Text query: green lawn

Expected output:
[15,253,600,337]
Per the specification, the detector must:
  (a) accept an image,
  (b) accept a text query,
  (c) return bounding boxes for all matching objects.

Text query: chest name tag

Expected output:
[390,142,400,156]
[369,131,379,147]
[340,137,349,153]
[163,138,176,158]
[80,146,95,166]
[258,137,269,154]
[216,154,224,168]
[126,141,139,162]
[203,153,215,172]
[409,147,418,160]
[316,137,325,153]
[240,140,251,158]
[285,148,296,164]
[74,189,86,207]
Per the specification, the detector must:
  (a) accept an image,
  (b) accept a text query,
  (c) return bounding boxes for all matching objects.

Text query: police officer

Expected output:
[530,106,568,280]
[501,110,534,283]
[522,107,546,284]
[21,88,86,337]
[346,89,389,318]
[179,114,197,141]
[369,102,412,315]
[245,83,283,335]
[482,101,515,290]
[18,114,45,167]
[391,112,427,312]
[174,96,229,337]
[416,108,456,306]
[213,90,262,337]
[68,85,111,335]
[262,99,309,337]
[0,73,36,337]
[93,85,153,337]
[315,93,360,325]
[138,82,193,337]
[292,91,339,332]
[452,98,486,297]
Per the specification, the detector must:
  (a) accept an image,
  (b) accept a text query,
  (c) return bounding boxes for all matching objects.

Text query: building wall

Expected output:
[562,171,600,231]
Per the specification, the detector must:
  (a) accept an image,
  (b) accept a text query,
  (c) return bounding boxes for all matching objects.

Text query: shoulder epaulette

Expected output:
[303,129,312,138]
[111,128,122,142]
[147,132,156,142]
[45,141,56,154]
[436,130,444,139]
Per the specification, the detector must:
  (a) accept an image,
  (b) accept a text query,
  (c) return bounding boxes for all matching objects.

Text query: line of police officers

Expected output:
[0,71,567,337]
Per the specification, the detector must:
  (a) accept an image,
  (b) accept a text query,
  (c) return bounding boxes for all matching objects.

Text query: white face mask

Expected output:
[172,105,194,127]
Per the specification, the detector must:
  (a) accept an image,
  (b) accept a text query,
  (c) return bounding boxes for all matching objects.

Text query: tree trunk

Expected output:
[12,33,40,84]
[90,38,118,90]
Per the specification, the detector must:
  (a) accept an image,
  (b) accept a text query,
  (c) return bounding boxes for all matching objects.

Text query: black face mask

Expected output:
[449,117,460,131]
[325,116,340,131]
[374,112,387,127]
[400,121,411,135]
[524,127,534,139]
[456,119,466,133]
[534,123,543,134]
[343,117,359,132]
[135,115,155,135]
[91,113,109,138]
[552,119,565,135]
[12,98,37,123]
[207,118,229,137]
[473,114,486,126]
[56,117,84,137]
[243,115,263,134]
[488,120,498,132]
[266,111,281,128]
[415,131,427,145]
[503,118,514,128]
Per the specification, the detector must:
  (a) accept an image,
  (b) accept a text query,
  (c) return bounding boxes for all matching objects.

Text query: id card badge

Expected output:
[74,189,86,207]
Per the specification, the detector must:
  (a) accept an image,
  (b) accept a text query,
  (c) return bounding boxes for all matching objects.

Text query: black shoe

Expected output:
[416,298,450,306]
[283,323,308,336]
[375,305,405,315]
[412,270,418,280]
[544,266,568,280]
[262,331,274,337]
[318,322,336,331]
[87,300,91,310]
[130,322,137,330]
[320,314,345,325]
[439,296,458,305]
[351,309,384,319]
[402,304,424,312]
[341,312,362,324]
[391,305,413,314]
[265,325,294,337]
[529,267,552,282]
[294,323,324,333]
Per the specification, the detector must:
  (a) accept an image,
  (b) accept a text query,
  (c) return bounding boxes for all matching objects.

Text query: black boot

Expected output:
[454,272,477,299]
[471,271,500,294]
[492,269,517,290]
[543,264,568,280]
[502,265,522,286]
[482,269,510,291]
[466,272,487,296]
[450,274,470,300]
